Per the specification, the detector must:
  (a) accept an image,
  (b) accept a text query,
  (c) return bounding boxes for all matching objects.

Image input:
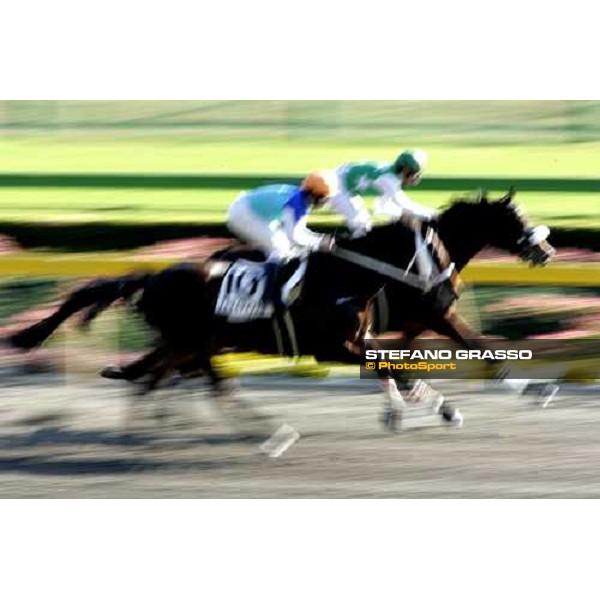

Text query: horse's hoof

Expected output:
[441,402,463,427]
[381,407,401,431]
[100,365,126,380]
[431,394,445,415]
[215,378,241,395]
[539,383,559,408]
[160,374,183,389]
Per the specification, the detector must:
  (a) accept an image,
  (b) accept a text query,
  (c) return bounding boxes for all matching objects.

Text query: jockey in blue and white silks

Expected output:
[227,171,337,262]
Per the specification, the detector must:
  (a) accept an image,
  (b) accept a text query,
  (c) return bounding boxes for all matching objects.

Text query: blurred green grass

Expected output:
[0,137,598,228]
[3,137,600,175]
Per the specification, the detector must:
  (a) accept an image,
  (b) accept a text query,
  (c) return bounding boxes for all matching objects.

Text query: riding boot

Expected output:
[279,257,304,306]
[262,261,282,309]
[263,259,301,309]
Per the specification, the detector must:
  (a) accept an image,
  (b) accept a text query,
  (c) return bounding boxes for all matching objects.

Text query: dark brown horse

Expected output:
[7,233,393,403]
[372,188,554,342]
[364,189,555,425]
[209,187,555,424]
[8,189,554,430]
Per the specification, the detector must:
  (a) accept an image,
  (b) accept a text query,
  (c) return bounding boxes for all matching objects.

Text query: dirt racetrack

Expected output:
[0,374,599,498]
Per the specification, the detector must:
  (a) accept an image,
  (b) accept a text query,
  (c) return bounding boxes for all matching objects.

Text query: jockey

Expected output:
[329,149,436,237]
[227,170,337,262]
[227,171,337,308]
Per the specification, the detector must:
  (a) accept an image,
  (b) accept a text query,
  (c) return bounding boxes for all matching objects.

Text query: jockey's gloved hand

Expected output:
[350,224,371,239]
[318,235,336,253]
[425,214,440,228]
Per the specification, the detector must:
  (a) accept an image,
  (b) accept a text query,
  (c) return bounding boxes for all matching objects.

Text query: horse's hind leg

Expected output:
[184,352,299,456]
[101,347,164,381]
[206,357,273,437]
[178,352,230,392]
[119,349,180,433]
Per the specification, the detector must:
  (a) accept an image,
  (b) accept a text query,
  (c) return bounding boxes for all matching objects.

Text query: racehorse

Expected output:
[8,189,554,430]
[371,188,553,340]
[365,188,555,422]
[214,187,556,424]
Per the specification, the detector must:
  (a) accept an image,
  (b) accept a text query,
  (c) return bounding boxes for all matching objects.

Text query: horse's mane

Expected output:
[363,193,490,232]
[439,192,489,215]
[341,193,485,245]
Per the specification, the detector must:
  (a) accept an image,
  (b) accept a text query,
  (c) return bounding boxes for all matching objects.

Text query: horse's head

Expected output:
[481,188,555,266]
[440,188,555,267]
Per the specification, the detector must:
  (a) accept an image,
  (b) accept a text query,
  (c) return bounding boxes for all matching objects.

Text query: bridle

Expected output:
[517,224,554,265]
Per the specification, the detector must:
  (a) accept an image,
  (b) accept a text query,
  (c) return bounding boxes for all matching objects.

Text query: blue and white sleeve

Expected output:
[281,208,323,250]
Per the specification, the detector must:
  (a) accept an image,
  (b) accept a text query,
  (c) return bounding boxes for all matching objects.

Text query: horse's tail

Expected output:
[8,272,151,351]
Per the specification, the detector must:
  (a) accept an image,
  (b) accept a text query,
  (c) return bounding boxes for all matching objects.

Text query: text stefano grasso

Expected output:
[364,349,533,361]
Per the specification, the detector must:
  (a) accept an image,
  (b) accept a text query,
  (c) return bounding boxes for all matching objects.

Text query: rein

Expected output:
[331,246,455,293]
[331,217,460,293]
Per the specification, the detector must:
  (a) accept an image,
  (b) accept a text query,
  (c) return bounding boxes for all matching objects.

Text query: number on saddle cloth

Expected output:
[215,260,274,323]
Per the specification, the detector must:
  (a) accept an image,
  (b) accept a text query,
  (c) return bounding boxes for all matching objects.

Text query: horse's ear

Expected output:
[478,190,489,204]
[500,186,516,205]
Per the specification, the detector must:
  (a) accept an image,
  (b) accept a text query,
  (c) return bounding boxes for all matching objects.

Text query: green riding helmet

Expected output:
[393,149,428,176]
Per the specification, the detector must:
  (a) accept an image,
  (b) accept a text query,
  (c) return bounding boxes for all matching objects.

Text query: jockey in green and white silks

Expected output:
[329,149,435,237]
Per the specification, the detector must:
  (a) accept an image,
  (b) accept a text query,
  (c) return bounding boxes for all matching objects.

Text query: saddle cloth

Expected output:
[215,259,274,323]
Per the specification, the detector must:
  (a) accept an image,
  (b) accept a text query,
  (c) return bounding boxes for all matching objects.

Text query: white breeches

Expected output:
[328,182,373,237]
[227,196,296,262]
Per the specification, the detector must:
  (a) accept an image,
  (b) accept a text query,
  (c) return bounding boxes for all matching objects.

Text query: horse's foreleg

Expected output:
[431,307,503,373]
[315,336,409,430]
[430,307,487,349]
[368,332,454,429]
[431,308,535,397]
